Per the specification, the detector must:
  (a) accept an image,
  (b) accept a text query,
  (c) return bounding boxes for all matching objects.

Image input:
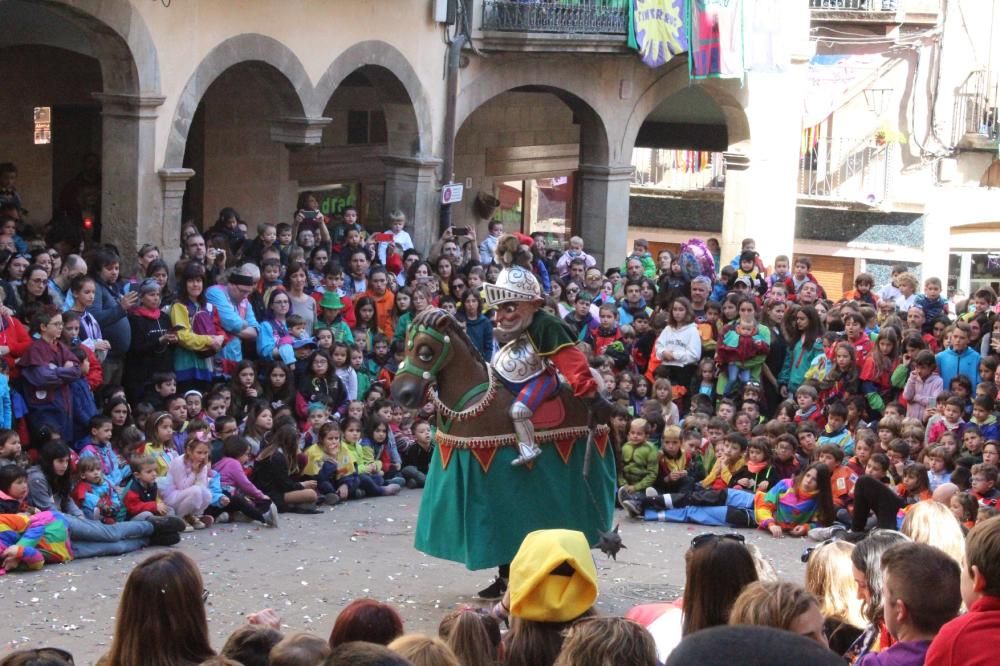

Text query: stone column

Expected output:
[93,92,165,272]
[721,68,807,268]
[382,155,443,257]
[577,164,633,272]
[158,168,195,270]
[721,151,751,267]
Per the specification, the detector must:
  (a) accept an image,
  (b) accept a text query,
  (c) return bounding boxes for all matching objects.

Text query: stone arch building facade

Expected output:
[0,0,809,270]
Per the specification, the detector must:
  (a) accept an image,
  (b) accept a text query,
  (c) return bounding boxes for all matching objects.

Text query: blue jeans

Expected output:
[64,514,152,559]
[648,488,756,526]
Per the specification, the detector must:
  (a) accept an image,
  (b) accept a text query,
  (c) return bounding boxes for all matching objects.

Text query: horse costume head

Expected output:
[392,308,483,409]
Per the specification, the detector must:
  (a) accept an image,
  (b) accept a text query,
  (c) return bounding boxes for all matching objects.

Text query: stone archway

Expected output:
[36,0,160,94]
[0,0,162,259]
[453,73,617,266]
[315,41,434,158]
[163,34,313,171]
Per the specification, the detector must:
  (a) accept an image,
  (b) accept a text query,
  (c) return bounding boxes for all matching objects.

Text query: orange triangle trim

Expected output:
[594,432,608,458]
[470,447,498,473]
[439,444,454,471]
[554,438,575,465]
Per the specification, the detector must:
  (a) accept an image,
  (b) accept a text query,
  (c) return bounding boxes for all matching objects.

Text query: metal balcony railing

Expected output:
[482,0,629,34]
[798,136,891,204]
[809,0,898,9]
[952,70,999,145]
[631,148,726,192]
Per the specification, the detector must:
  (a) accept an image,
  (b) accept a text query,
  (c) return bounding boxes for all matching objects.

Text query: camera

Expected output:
[302,210,319,220]
[452,226,470,236]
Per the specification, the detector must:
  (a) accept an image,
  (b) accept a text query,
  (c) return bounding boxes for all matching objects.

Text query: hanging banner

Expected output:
[629,0,688,69]
[688,0,745,79]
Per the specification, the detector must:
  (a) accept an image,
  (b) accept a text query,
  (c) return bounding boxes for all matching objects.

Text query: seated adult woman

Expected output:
[501,529,598,666]
[26,441,184,556]
[803,539,865,656]
[97,551,216,665]
[844,530,910,662]
[328,598,404,648]
[729,581,828,647]
[625,532,759,662]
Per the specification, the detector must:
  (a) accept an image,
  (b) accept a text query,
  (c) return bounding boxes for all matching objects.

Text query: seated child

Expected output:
[816,445,857,517]
[0,430,24,469]
[818,401,855,455]
[925,445,954,490]
[0,464,32,514]
[213,436,278,527]
[731,437,779,493]
[970,396,1000,442]
[617,418,659,500]
[773,433,802,480]
[303,422,353,505]
[124,454,172,521]
[340,418,401,498]
[794,385,824,428]
[927,397,967,445]
[400,420,434,490]
[78,416,125,487]
[970,463,1000,508]
[847,430,876,476]
[163,435,214,530]
[653,425,700,497]
[950,491,978,531]
[961,426,986,466]
[72,456,126,524]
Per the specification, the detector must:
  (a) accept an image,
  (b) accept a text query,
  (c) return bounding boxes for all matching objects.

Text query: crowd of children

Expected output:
[1,167,1000,662]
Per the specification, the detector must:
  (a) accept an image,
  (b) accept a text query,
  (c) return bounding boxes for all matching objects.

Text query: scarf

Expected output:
[131,306,162,320]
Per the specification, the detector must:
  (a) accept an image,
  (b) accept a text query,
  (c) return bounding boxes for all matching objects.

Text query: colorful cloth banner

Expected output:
[688,0,745,79]
[629,0,688,68]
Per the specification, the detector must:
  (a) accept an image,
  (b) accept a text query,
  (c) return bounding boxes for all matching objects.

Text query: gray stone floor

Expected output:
[0,492,810,664]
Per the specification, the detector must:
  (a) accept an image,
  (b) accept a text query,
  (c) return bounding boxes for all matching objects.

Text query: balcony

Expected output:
[798,136,892,206]
[631,148,726,195]
[809,0,939,27]
[951,70,999,151]
[475,0,630,53]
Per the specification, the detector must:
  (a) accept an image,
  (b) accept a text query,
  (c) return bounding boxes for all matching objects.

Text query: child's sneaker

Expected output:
[323,493,341,506]
[188,516,206,530]
[263,504,279,528]
[382,484,401,496]
[621,496,644,519]
[807,525,846,542]
[645,487,659,498]
[215,512,230,524]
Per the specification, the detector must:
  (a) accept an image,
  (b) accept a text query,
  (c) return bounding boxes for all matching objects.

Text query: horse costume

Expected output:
[391,235,615,571]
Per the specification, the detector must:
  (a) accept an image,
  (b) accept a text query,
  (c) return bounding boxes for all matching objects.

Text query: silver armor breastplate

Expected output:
[492,335,546,383]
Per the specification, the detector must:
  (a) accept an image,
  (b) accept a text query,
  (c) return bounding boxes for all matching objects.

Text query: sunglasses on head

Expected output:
[801,536,841,563]
[690,532,745,549]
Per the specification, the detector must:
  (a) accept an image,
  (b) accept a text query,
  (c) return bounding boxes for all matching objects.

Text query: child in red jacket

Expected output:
[123,455,172,521]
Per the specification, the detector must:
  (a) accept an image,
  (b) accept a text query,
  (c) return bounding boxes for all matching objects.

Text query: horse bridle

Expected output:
[397,322,499,421]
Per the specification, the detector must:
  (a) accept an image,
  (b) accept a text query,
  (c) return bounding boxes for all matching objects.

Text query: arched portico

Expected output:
[0,0,162,261]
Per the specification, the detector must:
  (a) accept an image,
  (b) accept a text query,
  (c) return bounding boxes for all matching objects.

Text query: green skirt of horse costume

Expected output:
[414,432,616,570]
